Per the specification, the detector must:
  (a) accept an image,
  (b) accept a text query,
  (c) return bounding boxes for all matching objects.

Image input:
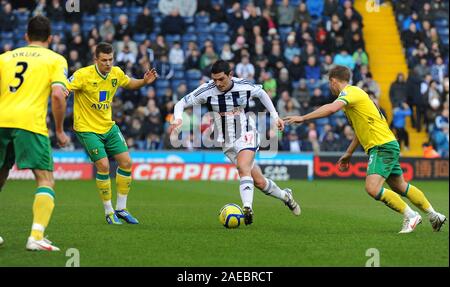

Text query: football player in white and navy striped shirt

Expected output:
[171,60,300,224]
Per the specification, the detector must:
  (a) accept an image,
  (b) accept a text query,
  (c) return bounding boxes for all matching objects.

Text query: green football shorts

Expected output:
[75,124,128,163]
[367,140,403,178]
[0,128,53,171]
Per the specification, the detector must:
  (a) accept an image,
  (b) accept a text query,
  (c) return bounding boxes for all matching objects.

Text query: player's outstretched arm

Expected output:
[51,85,70,147]
[169,99,187,134]
[283,100,345,125]
[253,85,284,131]
[124,68,158,89]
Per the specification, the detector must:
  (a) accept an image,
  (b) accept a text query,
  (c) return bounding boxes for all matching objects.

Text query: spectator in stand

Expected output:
[185,48,201,70]
[161,9,186,36]
[304,56,321,85]
[294,2,311,24]
[277,0,295,27]
[117,45,136,66]
[392,102,412,151]
[402,11,422,31]
[115,34,138,59]
[320,131,340,152]
[199,43,219,71]
[0,3,17,32]
[390,73,408,108]
[431,56,448,83]
[152,34,169,60]
[277,91,300,119]
[310,88,327,109]
[293,79,311,104]
[99,18,116,41]
[281,130,303,152]
[276,68,292,95]
[394,0,412,23]
[403,22,422,49]
[284,34,301,63]
[115,14,133,40]
[288,55,304,82]
[46,0,65,22]
[154,55,174,80]
[262,71,277,100]
[158,0,197,17]
[220,43,235,61]
[352,47,369,68]
[333,49,355,70]
[364,72,381,99]
[169,41,185,65]
[433,125,449,158]
[135,7,154,35]
[323,0,339,18]
[235,55,255,81]
[210,1,227,23]
[434,106,449,133]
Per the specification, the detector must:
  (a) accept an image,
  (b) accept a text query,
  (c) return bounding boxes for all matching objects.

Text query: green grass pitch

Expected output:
[0,179,448,267]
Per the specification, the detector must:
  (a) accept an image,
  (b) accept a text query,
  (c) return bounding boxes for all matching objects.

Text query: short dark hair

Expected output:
[95,42,114,58]
[328,65,351,82]
[211,60,231,75]
[27,15,51,42]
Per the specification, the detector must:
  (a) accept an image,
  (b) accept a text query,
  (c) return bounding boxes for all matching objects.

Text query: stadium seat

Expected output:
[186,70,202,80]
[186,26,196,33]
[130,6,143,15]
[133,33,147,43]
[182,33,197,43]
[195,15,210,26]
[166,34,181,45]
[1,32,13,40]
[155,80,170,90]
[173,71,185,80]
[210,22,229,34]
[172,64,184,71]
[171,79,186,91]
[187,79,200,92]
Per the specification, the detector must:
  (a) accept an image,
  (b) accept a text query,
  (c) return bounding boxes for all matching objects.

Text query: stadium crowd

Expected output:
[0,0,448,156]
[392,0,449,157]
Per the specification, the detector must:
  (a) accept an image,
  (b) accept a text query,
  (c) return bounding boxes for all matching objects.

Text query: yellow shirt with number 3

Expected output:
[0,45,68,136]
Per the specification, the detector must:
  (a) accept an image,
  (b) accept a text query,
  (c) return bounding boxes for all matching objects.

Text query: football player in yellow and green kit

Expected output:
[284,65,446,233]
[0,15,70,251]
[67,42,157,225]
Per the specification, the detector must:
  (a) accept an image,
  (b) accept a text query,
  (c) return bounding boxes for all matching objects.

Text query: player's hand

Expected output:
[337,152,352,171]
[276,117,284,131]
[56,131,70,148]
[143,68,158,84]
[169,119,183,134]
[283,115,305,125]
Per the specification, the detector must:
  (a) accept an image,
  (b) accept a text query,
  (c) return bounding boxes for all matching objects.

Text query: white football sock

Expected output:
[116,194,128,210]
[262,178,287,202]
[240,176,254,209]
[403,205,417,218]
[103,200,114,215]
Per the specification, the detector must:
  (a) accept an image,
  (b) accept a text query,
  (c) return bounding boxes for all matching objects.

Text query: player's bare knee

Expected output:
[237,166,251,178]
[95,160,110,173]
[119,160,132,170]
[365,185,379,199]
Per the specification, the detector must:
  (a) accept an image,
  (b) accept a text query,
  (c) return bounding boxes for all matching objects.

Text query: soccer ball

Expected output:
[219,203,244,228]
[0,236,4,245]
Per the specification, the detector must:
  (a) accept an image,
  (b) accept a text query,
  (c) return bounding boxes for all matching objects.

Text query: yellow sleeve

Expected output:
[117,67,131,87]
[50,55,69,89]
[336,89,359,107]
[67,69,84,91]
